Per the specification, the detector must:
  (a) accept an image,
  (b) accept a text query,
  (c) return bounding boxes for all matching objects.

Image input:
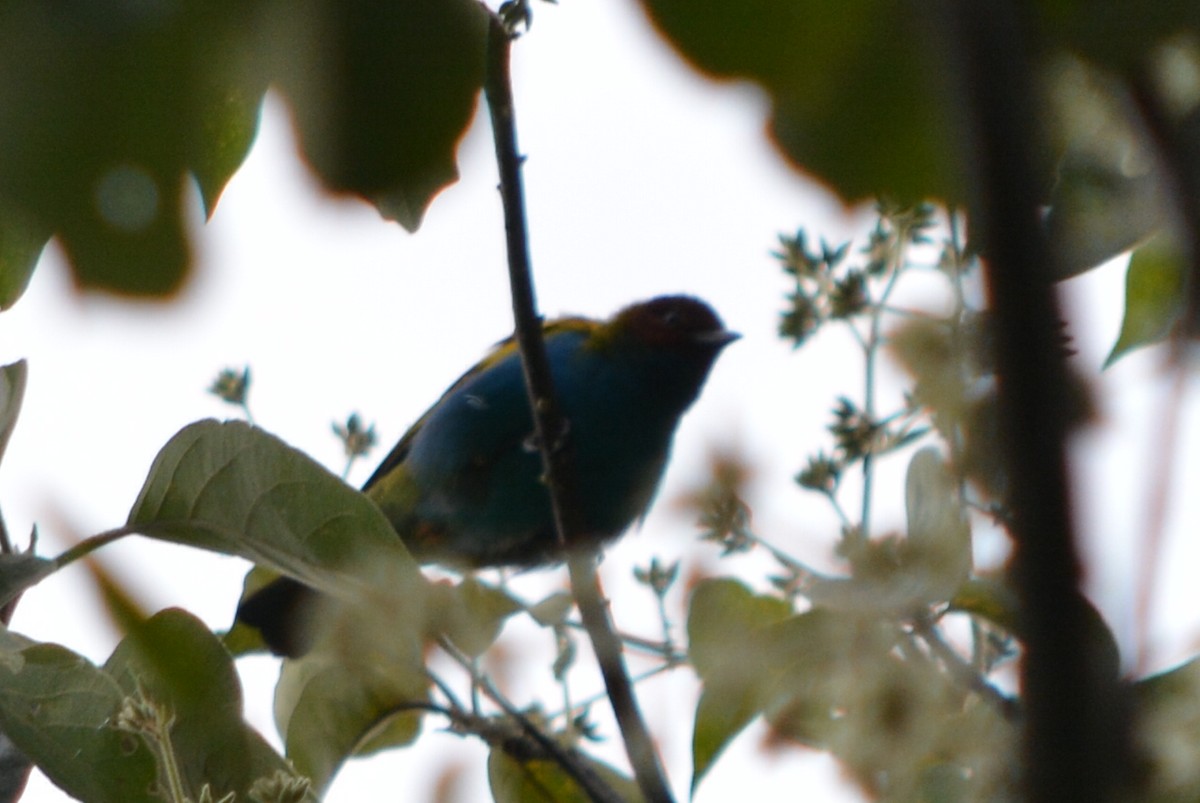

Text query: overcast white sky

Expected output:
[2,1,1199,801]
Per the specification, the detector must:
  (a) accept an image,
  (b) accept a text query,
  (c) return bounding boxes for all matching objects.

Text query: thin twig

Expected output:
[858,228,905,541]
[426,668,469,718]
[482,15,674,803]
[53,525,141,569]
[911,614,1021,722]
[350,693,595,777]
[438,637,626,803]
[547,663,679,725]
[561,619,685,662]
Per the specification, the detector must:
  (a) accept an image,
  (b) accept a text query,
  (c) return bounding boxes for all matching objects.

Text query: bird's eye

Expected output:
[659,308,682,328]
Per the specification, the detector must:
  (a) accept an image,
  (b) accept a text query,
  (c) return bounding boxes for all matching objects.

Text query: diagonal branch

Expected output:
[482,14,675,803]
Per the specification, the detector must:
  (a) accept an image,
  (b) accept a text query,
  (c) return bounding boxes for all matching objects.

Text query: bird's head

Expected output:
[602,295,739,356]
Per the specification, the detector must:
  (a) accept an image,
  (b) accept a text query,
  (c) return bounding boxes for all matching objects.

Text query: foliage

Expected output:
[0,610,311,803]
[2,1,1200,802]
[687,206,1015,799]
[0,0,487,298]
[1105,232,1188,366]
[0,201,1187,802]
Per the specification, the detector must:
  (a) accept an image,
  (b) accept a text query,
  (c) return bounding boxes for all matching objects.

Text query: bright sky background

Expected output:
[2,1,1200,801]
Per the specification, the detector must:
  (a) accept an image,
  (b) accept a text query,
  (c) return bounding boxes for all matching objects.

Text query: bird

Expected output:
[236,295,738,655]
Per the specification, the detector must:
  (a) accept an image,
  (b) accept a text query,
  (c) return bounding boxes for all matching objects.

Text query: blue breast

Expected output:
[402,331,678,566]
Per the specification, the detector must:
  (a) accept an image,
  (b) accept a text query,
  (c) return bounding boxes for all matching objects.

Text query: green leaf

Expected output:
[1134,656,1200,800]
[192,80,265,219]
[0,553,55,610]
[429,576,522,658]
[804,450,972,616]
[901,447,972,605]
[0,208,47,310]
[1035,2,1200,74]
[0,612,304,802]
[687,578,791,678]
[104,609,311,802]
[691,683,762,795]
[637,0,961,202]
[755,611,882,748]
[127,419,416,595]
[686,579,791,792]
[0,360,27,467]
[275,0,489,231]
[0,0,268,297]
[0,629,159,803]
[697,605,913,794]
[757,612,980,798]
[127,420,438,791]
[526,591,575,627]
[1041,57,1166,280]
[488,747,644,803]
[950,580,1121,683]
[1105,232,1186,367]
[274,615,430,795]
[130,419,435,666]
[948,576,1020,634]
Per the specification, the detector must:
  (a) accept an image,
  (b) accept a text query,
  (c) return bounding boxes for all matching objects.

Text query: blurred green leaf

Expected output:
[0,610,307,802]
[0,207,47,310]
[488,748,644,803]
[105,609,311,802]
[902,447,972,605]
[274,615,429,794]
[0,0,267,296]
[193,81,263,219]
[1040,55,1166,280]
[691,683,762,796]
[687,578,792,679]
[0,629,159,803]
[80,554,152,638]
[1105,231,1186,367]
[1134,656,1200,800]
[636,0,960,202]
[951,580,1121,684]
[430,576,522,658]
[949,576,1021,634]
[0,0,492,293]
[526,591,574,627]
[687,578,791,792]
[1044,160,1163,281]
[129,419,435,670]
[127,420,441,792]
[759,613,984,799]
[756,611,894,749]
[274,0,489,231]
[1035,2,1200,73]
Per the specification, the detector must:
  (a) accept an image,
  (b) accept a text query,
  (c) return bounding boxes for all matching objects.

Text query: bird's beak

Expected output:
[697,329,741,348]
